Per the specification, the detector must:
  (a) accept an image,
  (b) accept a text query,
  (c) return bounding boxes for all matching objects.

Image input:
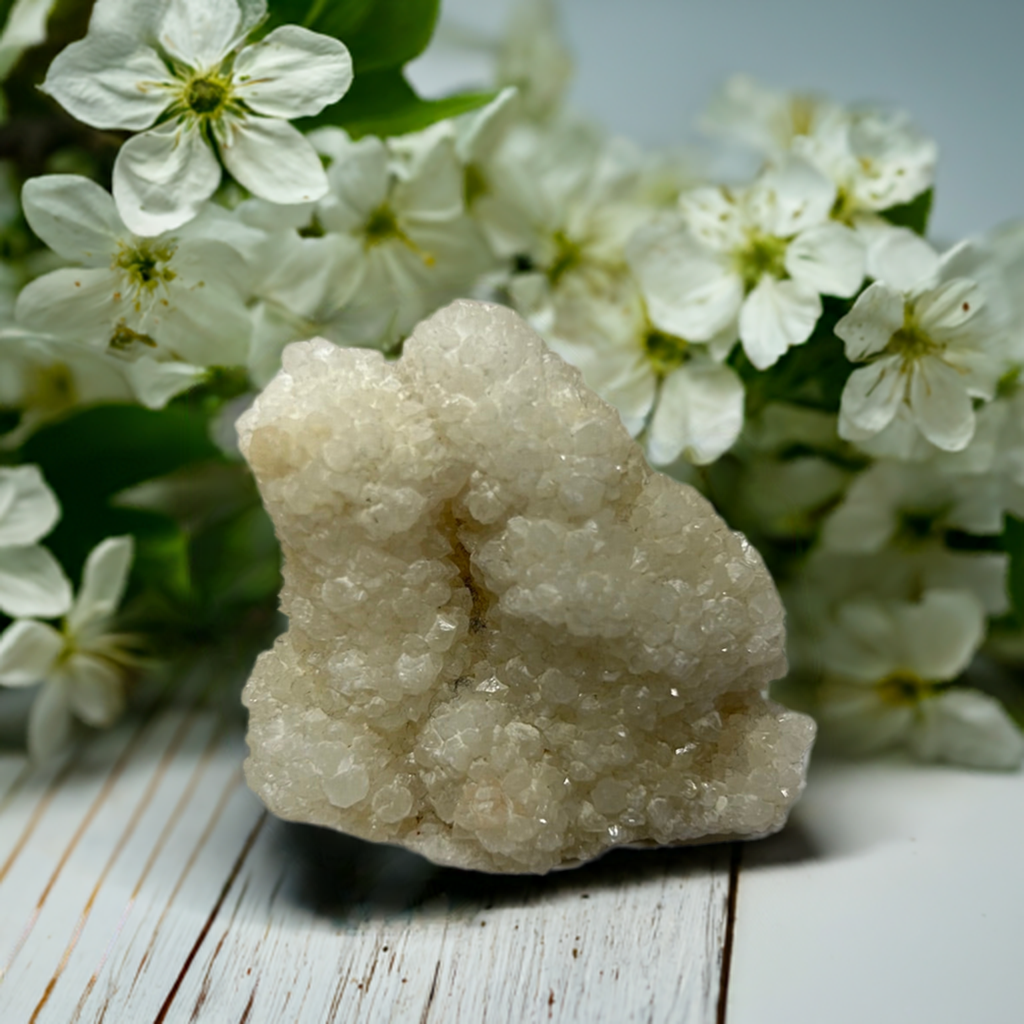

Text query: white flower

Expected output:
[816,588,1023,769]
[0,0,58,82]
[0,465,71,619]
[0,328,135,442]
[494,121,653,327]
[41,0,353,234]
[0,536,137,760]
[495,0,573,123]
[545,273,745,467]
[820,460,1004,555]
[291,127,491,351]
[15,174,252,395]
[701,76,840,161]
[628,157,864,370]
[701,77,936,225]
[836,230,1008,452]
[795,109,936,225]
[737,456,851,540]
[791,544,1010,627]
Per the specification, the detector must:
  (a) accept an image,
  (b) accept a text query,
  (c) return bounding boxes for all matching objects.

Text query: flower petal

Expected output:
[233,26,352,119]
[739,275,820,369]
[394,136,464,223]
[41,34,171,131]
[834,281,904,361]
[0,0,58,79]
[756,156,835,237]
[627,221,743,341]
[68,535,133,635]
[458,86,519,163]
[0,545,73,618]
[218,116,328,205]
[868,227,939,292]
[28,680,73,761]
[148,240,253,366]
[819,682,914,754]
[838,355,905,441]
[647,362,744,466]
[66,653,125,727]
[785,222,864,297]
[678,187,743,251]
[125,357,205,409]
[908,356,975,451]
[14,267,118,347]
[820,603,896,682]
[896,588,985,681]
[849,111,937,212]
[21,174,122,263]
[157,0,240,68]
[0,620,63,687]
[911,689,1024,770]
[113,121,222,236]
[87,0,165,35]
[0,466,61,546]
[914,278,985,340]
[316,131,391,231]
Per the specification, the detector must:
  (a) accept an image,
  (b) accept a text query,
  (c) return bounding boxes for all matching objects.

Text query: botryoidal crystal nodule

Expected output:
[238,299,815,874]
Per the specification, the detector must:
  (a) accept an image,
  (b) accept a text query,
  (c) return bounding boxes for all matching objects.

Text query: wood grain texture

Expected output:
[0,705,734,1024]
[163,819,732,1024]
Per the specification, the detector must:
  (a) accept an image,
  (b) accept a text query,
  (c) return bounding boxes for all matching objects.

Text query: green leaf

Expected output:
[879,188,933,237]
[301,67,494,138]
[264,0,438,73]
[106,507,192,601]
[303,0,377,39]
[1002,515,1024,625]
[190,502,281,618]
[733,296,854,415]
[263,0,376,39]
[21,404,222,505]
[19,404,223,582]
[339,0,439,74]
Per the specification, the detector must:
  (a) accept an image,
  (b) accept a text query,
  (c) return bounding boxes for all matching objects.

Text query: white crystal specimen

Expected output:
[238,299,815,874]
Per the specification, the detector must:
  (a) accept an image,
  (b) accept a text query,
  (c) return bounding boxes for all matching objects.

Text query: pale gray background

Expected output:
[409,0,1024,242]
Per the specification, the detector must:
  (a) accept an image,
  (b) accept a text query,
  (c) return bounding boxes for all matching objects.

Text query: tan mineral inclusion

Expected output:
[238,299,815,874]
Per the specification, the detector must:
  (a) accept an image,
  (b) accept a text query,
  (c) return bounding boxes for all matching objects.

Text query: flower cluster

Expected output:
[0,0,1021,769]
[0,467,137,759]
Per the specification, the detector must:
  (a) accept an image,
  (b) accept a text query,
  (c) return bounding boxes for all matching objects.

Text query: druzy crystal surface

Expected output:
[239,299,815,874]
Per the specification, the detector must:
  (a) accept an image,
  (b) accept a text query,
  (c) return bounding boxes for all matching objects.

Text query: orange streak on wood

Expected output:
[0,718,164,985]
[26,708,209,1022]
[67,718,235,1024]
[152,811,268,1024]
[123,763,246,1007]
[0,756,78,889]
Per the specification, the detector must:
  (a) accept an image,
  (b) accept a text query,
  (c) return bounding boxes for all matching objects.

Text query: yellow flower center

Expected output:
[547,231,582,286]
[463,162,489,206]
[889,307,940,369]
[733,231,788,291]
[363,205,434,266]
[643,328,689,378]
[114,239,177,296]
[876,670,938,707]
[184,73,232,117]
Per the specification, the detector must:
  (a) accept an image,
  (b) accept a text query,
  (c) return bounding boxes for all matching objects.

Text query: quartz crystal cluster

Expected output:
[238,300,815,873]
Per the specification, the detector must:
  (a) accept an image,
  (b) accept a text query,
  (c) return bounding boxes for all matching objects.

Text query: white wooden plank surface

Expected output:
[726,758,1024,1024]
[0,702,735,1024]
[162,817,732,1023]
